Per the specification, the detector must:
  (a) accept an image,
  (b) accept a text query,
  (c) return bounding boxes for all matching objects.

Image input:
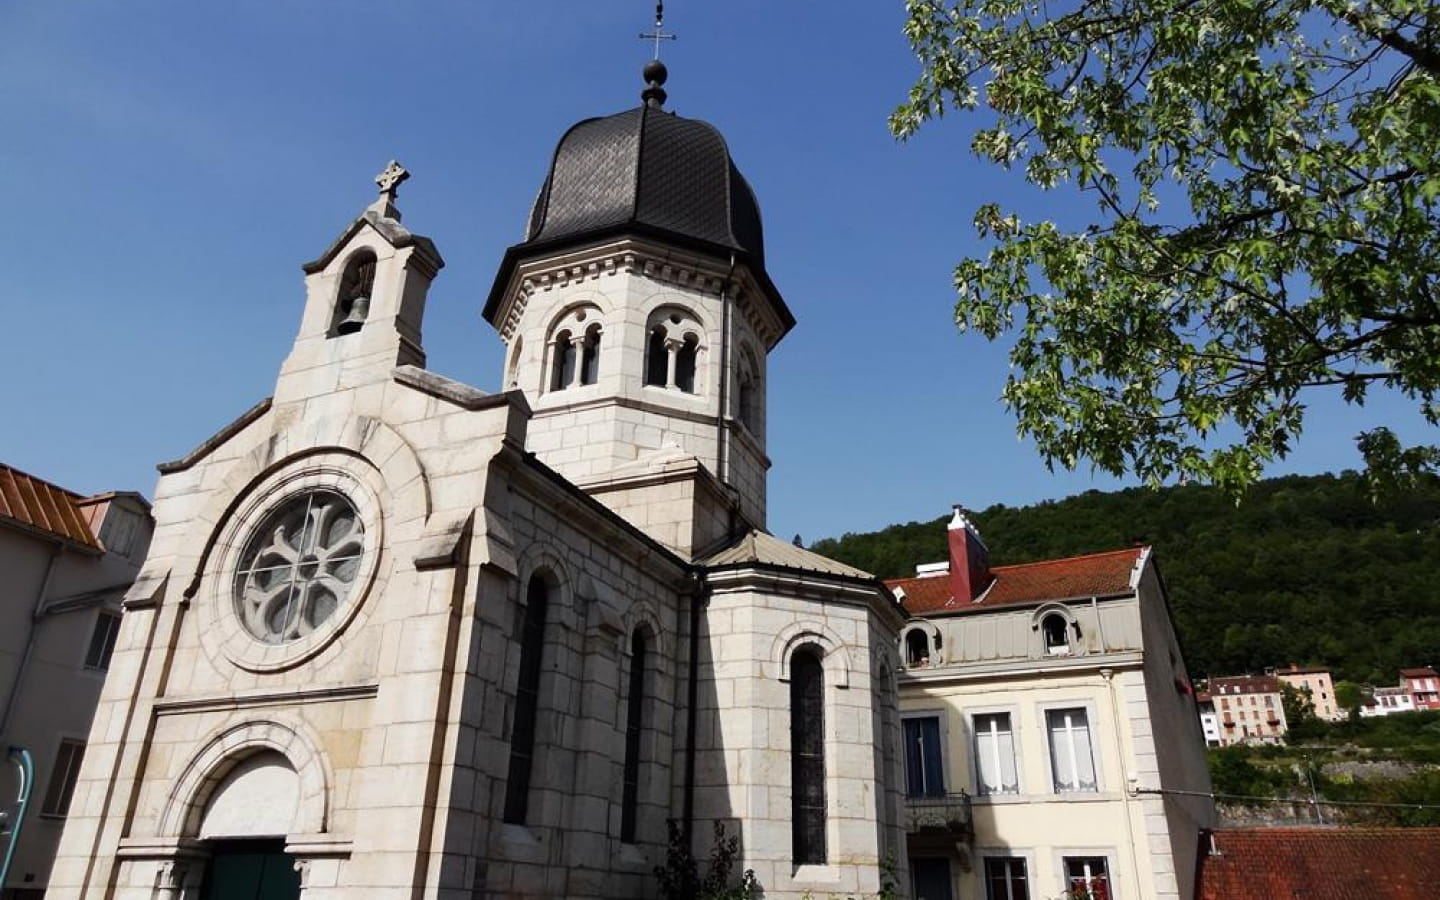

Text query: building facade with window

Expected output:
[1401,667,1440,711]
[1361,684,1417,718]
[0,464,153,900]
[889,510,1213,900]
[49,64,909,900]
[1207,675,1288,746]
[1273,665,1343,722]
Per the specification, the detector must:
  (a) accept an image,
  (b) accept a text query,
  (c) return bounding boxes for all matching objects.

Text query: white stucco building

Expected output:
[49,63,908,900]
[887,511,1214,900]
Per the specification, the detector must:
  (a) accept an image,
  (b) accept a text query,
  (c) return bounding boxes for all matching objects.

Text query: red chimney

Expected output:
[947,505,991,602]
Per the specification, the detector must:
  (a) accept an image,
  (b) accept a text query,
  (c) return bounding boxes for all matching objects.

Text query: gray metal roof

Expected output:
[523,104,765,264]
[701,529,876,581]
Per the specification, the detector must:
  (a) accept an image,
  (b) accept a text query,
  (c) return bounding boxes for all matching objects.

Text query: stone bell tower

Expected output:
[482,62,795,557]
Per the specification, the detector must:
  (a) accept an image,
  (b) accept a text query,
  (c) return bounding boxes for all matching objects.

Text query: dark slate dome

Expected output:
[522,103,765,265]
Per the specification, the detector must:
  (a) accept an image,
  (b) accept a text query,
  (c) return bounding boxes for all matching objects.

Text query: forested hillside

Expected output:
[809,473,1440,683]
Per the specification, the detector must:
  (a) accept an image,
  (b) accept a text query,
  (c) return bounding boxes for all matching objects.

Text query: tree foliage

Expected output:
[810,471,1440,680]
[892,0,1440,492]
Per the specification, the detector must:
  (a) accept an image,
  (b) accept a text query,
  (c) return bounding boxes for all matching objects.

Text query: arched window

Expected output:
[1042,613,1071,656]
[551,331,577,391]
[736,347,761,434]
[331,250,376,336]
[580,324,602,386]
[738,373,757,432]
[507,336,524,389]
[790,647,826,865]
[620,629,648,843]
[675,334,699,393]
[645,327,669,386]
[905,629,931,668]
[504,576,549,824]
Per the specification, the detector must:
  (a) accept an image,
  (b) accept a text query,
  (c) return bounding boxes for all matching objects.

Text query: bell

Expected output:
[335,295,370,335]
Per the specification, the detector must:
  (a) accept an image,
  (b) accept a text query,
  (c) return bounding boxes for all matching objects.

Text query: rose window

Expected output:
[233,490,365,644]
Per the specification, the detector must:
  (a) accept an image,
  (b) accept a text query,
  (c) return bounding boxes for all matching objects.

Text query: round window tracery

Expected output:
[233,489,365,644]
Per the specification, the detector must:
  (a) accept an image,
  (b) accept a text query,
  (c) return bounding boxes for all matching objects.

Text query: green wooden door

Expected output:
[202,841,300,900]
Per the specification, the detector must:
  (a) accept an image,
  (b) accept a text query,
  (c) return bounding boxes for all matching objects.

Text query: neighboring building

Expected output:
[1208,675,1288,746]
[1195,693,1222,747]
[1274,665,1343,722]
[1195,827,1440,899]
[886,510,1214,900]
[1402,666,1440,710]
[50,63,909,900]
[0,465,153,900]
[1360,685,1416,718]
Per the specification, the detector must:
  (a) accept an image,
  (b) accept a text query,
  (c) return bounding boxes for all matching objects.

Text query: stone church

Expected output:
[49,60,908,900]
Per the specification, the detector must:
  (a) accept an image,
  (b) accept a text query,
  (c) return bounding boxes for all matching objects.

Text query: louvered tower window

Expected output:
[620,629,647,843]
[503,577,549,824]
[790,648,827,864]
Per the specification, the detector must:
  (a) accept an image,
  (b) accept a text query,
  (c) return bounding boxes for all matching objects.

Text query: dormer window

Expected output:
[331,250,376,336]
[900,621,942,669]
[1042,613,1071,656]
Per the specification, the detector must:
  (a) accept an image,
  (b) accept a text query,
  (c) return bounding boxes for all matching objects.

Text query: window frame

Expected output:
[900,709,950,798]
[619,628,648,844]
[979,851,1034,900]
[1054,849,1119,900]
[40,737,87,818]
[1038,700,1105,795]
[84,609,123,671]
[967,705,1023,798]
[790,645,827,866]
[503,575,551,825]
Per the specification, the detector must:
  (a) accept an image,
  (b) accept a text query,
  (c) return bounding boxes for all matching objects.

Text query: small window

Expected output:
[905,629,931,668]
[645,327,669,386]
[42,740,86,817]
[675,334,698,393]
[620,630,647,844]
[903,716,945,797]
[973,713,1019,795]
[984,857,1030,900]
[85,612,122,670]
[1064,856,1110,900]
[503,576,549,824]
[790,648,826,865]
[1042,614,1071,656]
[551,330,576,391]
[1046,708,1097,793]
[579,325,601,386]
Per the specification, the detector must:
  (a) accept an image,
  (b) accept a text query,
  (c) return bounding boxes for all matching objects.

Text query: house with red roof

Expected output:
[0,464,152,900]
[1207,674,1288,746]
[1195,827,1440,899]
[889,507,1213,900]
[1401,666,1440,711]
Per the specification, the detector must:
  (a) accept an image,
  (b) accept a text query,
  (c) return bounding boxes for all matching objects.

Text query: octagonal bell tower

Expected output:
[483,62,794,557]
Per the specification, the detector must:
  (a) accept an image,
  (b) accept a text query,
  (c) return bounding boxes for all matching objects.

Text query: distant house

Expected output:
[1360,685,1416,718]
[1195,827,1440,899]
[1195,692,1223,747]
[1208,674,1288,745]
[1402,666,1440,711]
[0,464,152,900]
[887,508,1214,900]
[1274,665,1344,722]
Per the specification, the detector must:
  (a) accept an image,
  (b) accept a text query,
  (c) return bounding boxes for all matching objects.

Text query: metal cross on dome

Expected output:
[374,160,410,204]
[638,1,676,60]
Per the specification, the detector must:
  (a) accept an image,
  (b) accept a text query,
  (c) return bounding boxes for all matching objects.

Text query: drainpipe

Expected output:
[1100,668,1143,893]
[0,747,35,892]
[715,253,737,492]
[682,575,704,851]
[0,544,61,741]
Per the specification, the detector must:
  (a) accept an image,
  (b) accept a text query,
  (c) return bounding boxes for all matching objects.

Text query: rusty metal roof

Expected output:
[0,464,102,551]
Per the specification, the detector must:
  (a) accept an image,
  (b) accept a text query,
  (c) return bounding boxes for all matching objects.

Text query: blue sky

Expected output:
[1,1,1431,544]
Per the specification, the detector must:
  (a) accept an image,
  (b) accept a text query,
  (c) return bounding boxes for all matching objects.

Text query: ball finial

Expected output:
[644,58,668,86]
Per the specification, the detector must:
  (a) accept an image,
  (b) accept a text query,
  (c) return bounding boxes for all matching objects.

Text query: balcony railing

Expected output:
[904,791,973,838]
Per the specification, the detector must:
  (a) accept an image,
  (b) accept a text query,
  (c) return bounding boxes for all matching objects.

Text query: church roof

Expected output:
[0,463,102,551]
[888,546,1144,615]
[702,529,877,581]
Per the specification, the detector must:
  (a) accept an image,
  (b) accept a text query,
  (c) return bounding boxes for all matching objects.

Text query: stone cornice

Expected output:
[897,650,1146,686]
[152,681,380,716]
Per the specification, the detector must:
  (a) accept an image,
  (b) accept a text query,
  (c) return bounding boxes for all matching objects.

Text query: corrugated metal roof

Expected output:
[702,530,876,580]
[888,547,1144,615]
[0,464,101,550]
[1197,827,1440,900]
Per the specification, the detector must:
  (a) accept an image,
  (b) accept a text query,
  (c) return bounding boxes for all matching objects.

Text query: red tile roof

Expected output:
[1401,667,1438,678]
[0,464,101,551]
[1197,828,1440,900]
[887,546,1143,615]
[1210,674,1283,695]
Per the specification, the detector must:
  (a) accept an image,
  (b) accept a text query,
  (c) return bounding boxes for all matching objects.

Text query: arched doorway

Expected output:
[195,752,302,900]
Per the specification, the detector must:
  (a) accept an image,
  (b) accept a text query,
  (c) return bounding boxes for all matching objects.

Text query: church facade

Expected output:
[48,63,908,900]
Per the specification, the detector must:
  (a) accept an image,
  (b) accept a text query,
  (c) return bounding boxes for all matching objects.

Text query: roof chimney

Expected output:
[947,505,991,603]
